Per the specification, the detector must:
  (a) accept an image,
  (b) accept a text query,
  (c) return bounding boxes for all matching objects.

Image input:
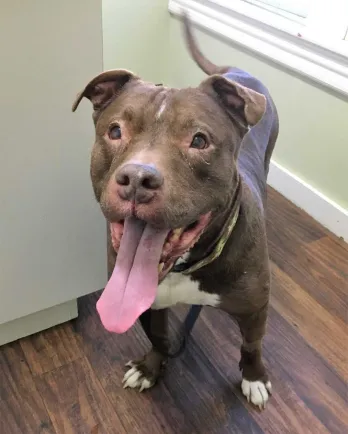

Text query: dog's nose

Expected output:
[115,163,163,203]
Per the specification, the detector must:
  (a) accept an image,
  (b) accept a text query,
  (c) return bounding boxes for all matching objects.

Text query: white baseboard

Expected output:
[0,300,78,346]
[268,160,348,242]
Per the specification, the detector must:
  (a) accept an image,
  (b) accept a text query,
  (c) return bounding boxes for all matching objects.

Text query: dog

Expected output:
[72,14,279,409]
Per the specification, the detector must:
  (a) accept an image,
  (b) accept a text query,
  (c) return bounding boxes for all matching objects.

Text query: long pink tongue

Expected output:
[96,217,168,333]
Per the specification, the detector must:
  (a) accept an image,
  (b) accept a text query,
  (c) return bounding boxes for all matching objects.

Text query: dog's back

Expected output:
[225,68,279,205]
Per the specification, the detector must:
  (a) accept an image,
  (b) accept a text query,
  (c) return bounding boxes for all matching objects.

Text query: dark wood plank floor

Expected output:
[1,187,347,434]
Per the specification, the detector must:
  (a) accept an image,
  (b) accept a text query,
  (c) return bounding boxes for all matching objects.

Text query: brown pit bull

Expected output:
[72,14,279,409]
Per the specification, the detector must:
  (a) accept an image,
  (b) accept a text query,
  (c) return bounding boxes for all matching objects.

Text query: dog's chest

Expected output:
[151,273,220,310]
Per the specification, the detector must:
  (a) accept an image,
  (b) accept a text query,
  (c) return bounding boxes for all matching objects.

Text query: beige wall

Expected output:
[165,17,348,210]
[0,0,106,326]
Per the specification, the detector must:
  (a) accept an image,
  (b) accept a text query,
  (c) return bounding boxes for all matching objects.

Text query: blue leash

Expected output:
[167,304,202,358]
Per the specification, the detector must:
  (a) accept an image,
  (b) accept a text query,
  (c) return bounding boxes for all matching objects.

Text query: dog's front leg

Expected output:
[235,304,272,409]
[122,309,169,391]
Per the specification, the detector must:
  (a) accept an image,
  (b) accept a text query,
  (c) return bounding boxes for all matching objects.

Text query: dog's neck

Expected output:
[173,173,242,274]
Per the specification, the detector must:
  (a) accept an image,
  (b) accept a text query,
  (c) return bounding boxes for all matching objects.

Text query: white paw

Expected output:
[122,361,154,392]
[241,379,272,409]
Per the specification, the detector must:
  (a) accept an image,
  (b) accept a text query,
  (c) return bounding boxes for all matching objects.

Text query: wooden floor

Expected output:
[1,188,347,434]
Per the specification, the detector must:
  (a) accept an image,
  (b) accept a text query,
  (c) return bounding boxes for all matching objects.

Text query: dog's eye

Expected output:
[109,125,122,140]
[190,133,208,150]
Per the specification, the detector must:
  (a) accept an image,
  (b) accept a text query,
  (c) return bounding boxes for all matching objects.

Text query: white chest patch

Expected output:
[151,273,220,310]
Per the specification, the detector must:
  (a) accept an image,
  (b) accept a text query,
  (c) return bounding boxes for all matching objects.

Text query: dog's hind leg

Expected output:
[122,309,169,391]
[235,303,272,409]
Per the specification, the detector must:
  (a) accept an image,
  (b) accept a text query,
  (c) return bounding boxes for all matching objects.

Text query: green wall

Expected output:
[102,0,169,83]
[165,17,348,210]
[102,3,348,210]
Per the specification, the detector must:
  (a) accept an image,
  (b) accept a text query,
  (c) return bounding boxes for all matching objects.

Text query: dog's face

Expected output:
[73,70,265,278]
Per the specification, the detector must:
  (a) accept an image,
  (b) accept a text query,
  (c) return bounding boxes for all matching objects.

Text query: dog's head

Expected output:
[72,69,266,332]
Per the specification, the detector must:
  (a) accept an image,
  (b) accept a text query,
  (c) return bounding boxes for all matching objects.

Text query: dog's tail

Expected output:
[182,12,229,75]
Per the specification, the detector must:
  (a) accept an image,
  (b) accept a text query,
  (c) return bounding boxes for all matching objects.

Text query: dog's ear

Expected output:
[199,75,266,127]
[72,69,138,112]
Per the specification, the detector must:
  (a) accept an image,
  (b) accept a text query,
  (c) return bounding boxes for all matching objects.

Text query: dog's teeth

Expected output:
[173,228,183,236]
[158,262,164,272]
[171,228,183,242]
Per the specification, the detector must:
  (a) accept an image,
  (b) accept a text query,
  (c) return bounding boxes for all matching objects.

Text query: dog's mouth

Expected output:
[96,213,211,334]
[109,213,211,278]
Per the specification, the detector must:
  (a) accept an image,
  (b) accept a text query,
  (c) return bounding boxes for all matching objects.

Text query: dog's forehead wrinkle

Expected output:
[198,153,211,165]
[165,101,225,136]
